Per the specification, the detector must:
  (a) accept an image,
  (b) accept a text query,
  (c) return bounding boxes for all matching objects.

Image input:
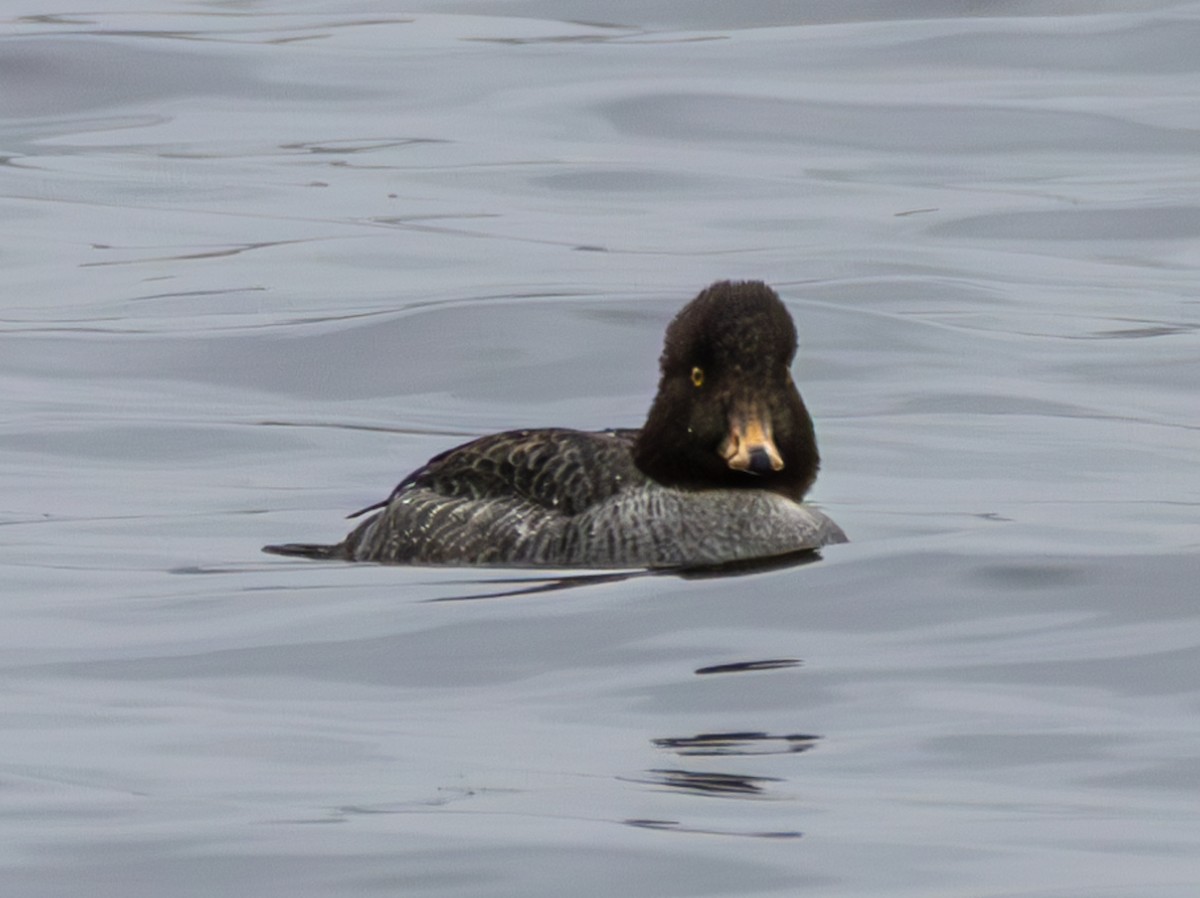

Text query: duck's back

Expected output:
[338,428,645,565]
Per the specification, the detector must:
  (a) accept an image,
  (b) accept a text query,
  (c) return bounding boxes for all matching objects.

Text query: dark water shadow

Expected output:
[695,658,803,675]
[653,732,821,757]
[425,549,826,602]
[623,768,784,798]
[673,548,826,578]
[423,569,651,601]
[624,818,802,839]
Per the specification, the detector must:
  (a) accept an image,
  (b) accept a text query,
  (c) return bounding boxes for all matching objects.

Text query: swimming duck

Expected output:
[264,280,846,567]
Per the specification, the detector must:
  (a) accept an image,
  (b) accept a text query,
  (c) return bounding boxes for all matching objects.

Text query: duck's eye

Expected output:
[690,366,705,388]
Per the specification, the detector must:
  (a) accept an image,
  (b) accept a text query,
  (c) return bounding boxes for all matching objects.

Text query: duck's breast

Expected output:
[566,487,846,568]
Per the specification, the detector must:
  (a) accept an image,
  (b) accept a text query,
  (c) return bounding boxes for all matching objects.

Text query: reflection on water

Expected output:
[694,658,803,674]
[625,818,803,839]
[425,569,648,601]
[3,1,1200,897]
[631,768,786,797]
[654,732,822,757]
[421,550,825,601]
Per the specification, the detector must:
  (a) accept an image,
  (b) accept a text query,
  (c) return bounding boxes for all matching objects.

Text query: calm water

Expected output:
[3,1,1199,895]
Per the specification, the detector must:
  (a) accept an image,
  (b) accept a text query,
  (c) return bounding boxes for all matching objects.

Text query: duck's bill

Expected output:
[720,405,784,475]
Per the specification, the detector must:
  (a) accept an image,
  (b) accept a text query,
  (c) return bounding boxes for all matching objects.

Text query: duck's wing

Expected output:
[349,428,641,519]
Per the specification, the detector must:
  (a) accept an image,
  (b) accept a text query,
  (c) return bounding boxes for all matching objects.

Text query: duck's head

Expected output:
[633,280,820,500]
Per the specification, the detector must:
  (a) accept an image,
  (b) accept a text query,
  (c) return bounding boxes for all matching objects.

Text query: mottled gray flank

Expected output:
[273,429,846,566]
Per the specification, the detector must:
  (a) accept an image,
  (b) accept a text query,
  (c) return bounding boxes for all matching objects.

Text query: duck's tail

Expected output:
[262,542,347,560]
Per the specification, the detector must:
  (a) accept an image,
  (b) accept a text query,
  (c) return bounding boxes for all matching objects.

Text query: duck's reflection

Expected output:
[624,767,783,797]
[624,818,802,839]
[694,658,802,675]
[653,731,820,757]
[424,548,826,602]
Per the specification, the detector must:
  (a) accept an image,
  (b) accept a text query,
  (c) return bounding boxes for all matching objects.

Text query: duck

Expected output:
[263,280,846,567]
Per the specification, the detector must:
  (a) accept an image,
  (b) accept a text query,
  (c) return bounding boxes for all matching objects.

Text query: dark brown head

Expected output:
[633,280,820,500]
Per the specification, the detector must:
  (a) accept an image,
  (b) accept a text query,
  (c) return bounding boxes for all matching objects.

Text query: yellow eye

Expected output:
[690,366,704,387]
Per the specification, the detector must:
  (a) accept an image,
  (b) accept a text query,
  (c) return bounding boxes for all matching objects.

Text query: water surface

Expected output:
[2,2,1198,895]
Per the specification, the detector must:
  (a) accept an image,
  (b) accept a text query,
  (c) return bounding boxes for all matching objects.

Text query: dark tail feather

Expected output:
[262,542,346,560]
[346,498,388,519]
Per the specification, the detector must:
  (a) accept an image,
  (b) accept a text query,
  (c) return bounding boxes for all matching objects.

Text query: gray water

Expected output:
[3,1,1199,895]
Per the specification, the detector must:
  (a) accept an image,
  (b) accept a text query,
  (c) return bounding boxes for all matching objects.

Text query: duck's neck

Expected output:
[632,401,820,501]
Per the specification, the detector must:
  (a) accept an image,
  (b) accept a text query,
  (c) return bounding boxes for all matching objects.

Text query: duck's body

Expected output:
[265,281,846,568]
